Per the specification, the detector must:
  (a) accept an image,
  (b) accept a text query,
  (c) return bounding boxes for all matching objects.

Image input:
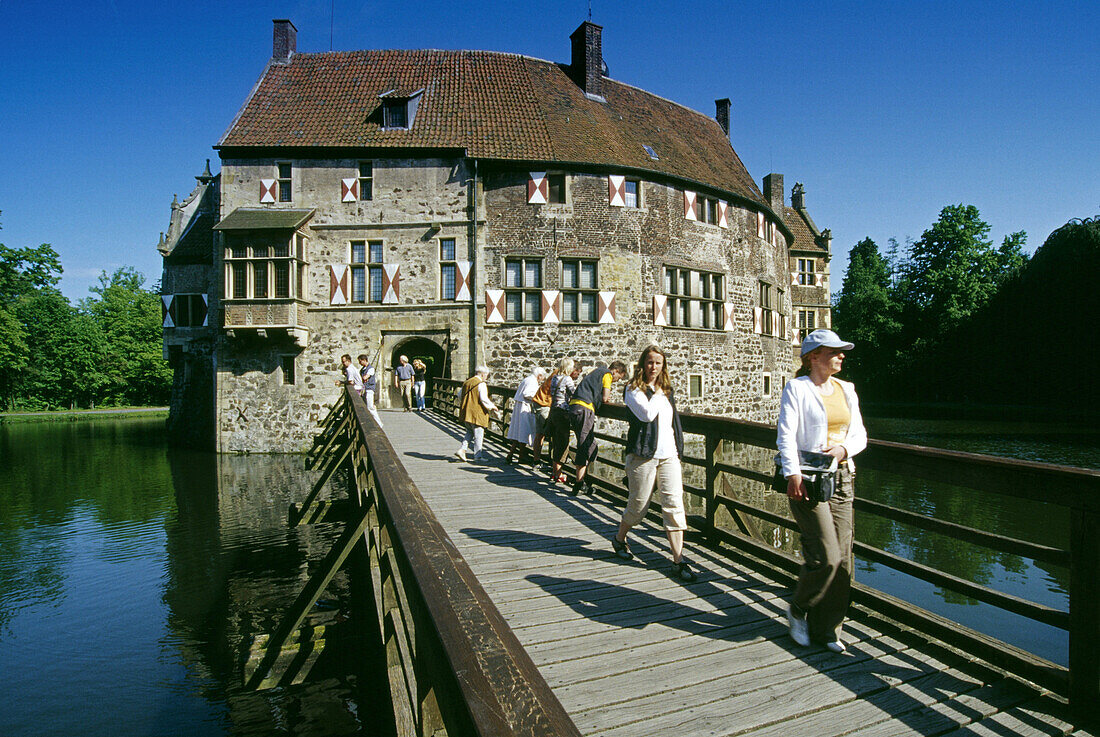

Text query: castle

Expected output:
[158,19,832,452]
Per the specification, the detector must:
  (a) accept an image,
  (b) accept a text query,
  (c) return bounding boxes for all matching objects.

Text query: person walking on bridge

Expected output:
[357,354,383,428]
[546,358,580,485]
[612,345,696,582]
[340,354,363,395]
[395,355,415,411]
[568,359,628,495]
[456,366,499,462]
[505,366,546,465]
[777,329,867,654]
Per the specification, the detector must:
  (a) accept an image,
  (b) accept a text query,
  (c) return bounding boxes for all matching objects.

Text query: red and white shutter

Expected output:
[485,289,505,323]
[329,266,349,305]
[718,201,729,229]
[598,292,616,323]
[723,303,736,332]
[541,290,561,323]
[381,264,400,304]
[455,260,472,301]
[653,295,668,326]
[791,271,800,286]
[162,295,174,328]
[260,179,277,203]
[684,191,697,221]
[814,273,825,288]
[753,306,763,333]
[341,178,359,202]
[757,212,766,239]
[199,294,209,327]
[527,172,548,204]
[608,175,626,207]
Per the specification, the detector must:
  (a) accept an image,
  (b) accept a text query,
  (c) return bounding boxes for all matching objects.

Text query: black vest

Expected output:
[624,385,684,459]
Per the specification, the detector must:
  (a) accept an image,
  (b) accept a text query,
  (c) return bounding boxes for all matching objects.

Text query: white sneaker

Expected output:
[455,448,467,461]
[787,604,810,647]
[824,638,847,653]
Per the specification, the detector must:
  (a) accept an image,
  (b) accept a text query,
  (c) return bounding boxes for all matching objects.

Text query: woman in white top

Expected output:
[505,367,546,464]
[777,329,867,653]
[611,345,696,582]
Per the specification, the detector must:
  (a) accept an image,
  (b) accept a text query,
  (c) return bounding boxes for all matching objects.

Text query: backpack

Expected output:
[531,375,555,407]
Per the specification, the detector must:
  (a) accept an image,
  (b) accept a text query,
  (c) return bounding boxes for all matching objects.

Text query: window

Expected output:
[758,282,786,337]
[797,258,816,286]
[350,240,385,303]
[277,162,292,202]
[224,236,305,300]
[439,238,457,300]
[547,174,566,204]
[504,257,542,322]
[798,309,816,340]
[689,374,703,399]
[664,266,724,329]
[695,194,719,224]
[383,99,408,129]
[642,145,659,161]
[763,373,772,398]
[281,355,296,385]
[166,294,207,327]
[624,179,640,208]
[358,161,373,201]
[560,258,598,323]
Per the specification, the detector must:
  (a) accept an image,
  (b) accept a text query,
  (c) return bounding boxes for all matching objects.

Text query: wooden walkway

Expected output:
[383,409,1088,737]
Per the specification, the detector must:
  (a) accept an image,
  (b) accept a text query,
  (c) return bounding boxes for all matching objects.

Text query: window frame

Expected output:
[276,161,292,202]
[663,265,725,330]
[688,373,704,399]
[223,234,305,301]
[559,257,600,324]
[502,256,544,323]
[439,237,457,301]
[762,372,772,398]
[349,239,386,304]
[382,99,408,129]
[358,161,374,201]
[623,178,641,208]
[167,293,207,328]
[798,308,817,341]
[797,258,816,286]
[694,194,719,225]
[281,355,296,385]
[546,173,567,204]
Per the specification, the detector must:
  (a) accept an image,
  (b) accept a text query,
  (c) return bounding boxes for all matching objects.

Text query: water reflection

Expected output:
[0,419,366,737]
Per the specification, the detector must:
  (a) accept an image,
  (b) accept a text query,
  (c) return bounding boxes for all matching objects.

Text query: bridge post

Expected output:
[705,436,720,544]
[1070,508,1100,728]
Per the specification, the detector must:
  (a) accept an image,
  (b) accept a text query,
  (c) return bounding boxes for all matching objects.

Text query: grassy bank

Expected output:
[0,407,169,424]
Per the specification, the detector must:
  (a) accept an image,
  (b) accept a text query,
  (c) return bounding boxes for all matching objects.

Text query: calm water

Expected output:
[0,418,365,737]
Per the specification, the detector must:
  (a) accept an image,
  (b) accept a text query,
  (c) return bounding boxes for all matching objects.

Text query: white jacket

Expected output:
[776,375,867,478]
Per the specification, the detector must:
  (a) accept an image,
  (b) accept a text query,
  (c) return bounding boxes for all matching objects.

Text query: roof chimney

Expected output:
[715,99,731,138]
[273,19,297,62]
[570,21,604,100]
[763,173,784,212]
[791,182,805,210]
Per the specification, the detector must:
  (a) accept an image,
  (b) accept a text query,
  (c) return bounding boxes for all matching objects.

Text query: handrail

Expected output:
[342,387,582,737]
[427,376,1100,725]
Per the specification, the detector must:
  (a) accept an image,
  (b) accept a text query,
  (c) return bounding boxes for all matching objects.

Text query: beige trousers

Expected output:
[622,453,688,531]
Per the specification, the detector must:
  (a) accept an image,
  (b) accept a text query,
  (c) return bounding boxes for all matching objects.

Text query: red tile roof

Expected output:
[783,206,828,253]
[218,49,766,206]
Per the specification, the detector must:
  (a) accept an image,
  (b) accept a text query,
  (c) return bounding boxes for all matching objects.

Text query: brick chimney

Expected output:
[570,21,604,99]
[273,19,297,62]
[715,99,731,138]
[791,182,805,210]
[763,173,784,212]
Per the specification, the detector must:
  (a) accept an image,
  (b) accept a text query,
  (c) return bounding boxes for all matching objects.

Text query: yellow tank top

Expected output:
[821,378,850,448]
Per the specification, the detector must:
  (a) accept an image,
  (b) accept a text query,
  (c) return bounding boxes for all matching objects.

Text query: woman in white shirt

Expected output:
[777,329,867,653]
[611,345,696,582]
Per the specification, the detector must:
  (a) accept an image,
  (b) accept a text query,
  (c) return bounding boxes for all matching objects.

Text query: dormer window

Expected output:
[379,89,422,130]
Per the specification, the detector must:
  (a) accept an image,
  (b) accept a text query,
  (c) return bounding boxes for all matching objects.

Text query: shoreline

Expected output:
[0,407,168,424]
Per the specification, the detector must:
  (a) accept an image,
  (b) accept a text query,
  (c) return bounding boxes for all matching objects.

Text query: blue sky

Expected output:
[1,0,1096,302]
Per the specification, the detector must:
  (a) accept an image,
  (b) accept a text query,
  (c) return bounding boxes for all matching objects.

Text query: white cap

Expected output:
[800,329,854,357]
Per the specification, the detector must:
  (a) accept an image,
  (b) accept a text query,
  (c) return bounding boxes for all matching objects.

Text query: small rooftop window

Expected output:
[643,145,659,161]
[379,88,423,130]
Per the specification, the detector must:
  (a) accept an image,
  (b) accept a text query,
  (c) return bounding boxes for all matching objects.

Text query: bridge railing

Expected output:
[339,387,582,737]
[429,376,1100,724]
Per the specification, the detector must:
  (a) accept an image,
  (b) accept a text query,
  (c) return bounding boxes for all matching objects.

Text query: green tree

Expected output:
[81,267,171,406]
[832,238,901,392]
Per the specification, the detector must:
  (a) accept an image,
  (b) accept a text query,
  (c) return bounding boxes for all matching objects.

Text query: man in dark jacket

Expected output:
[567,360,627,495]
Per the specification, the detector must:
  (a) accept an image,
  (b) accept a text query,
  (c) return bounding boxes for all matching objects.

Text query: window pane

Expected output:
[369,242,383,263]
[252,244,269,258]
[580,262,596,289]
[352,266,366,302]
[701,275,711,299]
[278,162,292,179]
[273,242,289,258]
[351,242,366,263]
[712,303,722,328]
[680,271,690,296]
[714,275,723,300]
[680,300,690,326]
[440,238,455,261]
[548,175,565,203]
[506,293,522,321]
[296,235,305,261]
[581,293,597,322]
[278,180,292,202]
[624,180,638,208]
[359,161,372,178]
[702,304,711,329]
[274,263,290,298]
[232,263,247,298]
[563,293,578,322]
[253,262,268,298]
[506,260,522,287]
[562,261,577,289]
[525,260,541,288]
[708,199,718,223]
[369,267,383,302]
[440,264,456,299]
[230,244,247,259]
[524,292,541,322]
[384,102,407,128]
[689,375,702,398]
[665,268,675,294]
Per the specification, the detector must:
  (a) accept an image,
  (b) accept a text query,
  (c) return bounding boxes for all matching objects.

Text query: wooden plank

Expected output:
[937,696,1075,736]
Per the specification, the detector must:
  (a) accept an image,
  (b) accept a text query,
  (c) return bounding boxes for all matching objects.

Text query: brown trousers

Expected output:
[788,467,854,641]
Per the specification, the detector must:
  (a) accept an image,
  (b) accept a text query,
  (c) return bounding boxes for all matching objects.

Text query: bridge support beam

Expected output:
[1070,509,1100,729]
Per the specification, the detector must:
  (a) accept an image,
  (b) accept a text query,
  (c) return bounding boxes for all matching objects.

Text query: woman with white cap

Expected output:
[777,329,867,653]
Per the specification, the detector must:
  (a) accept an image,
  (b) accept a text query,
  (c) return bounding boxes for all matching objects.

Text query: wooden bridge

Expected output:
[253,381,1099,736]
